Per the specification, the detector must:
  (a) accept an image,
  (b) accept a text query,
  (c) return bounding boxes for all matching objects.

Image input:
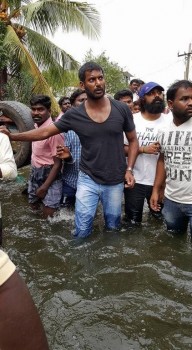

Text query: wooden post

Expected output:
[178,43,192,80]
[185,43,191,80]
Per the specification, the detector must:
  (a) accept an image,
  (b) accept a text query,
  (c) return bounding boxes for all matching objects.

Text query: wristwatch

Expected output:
[126,167,134,175]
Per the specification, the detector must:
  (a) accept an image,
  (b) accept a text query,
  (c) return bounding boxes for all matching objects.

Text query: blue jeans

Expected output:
[74,171,124,238]
[162,197,192,234]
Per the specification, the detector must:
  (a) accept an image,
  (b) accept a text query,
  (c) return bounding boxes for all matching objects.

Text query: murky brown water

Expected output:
[1,166,192,350]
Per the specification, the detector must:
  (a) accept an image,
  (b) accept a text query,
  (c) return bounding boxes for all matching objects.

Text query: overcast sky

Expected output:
[53,0,192,90]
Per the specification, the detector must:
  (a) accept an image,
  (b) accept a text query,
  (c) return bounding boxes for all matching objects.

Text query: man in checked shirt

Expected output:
[57,88,87,209]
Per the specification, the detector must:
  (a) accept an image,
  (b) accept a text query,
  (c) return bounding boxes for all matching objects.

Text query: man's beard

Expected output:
[85,87,105,100]
[144,99,165,114]
[173,108,192,121]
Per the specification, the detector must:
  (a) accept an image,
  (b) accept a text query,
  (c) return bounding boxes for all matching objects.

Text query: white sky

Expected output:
[53,0,192,90]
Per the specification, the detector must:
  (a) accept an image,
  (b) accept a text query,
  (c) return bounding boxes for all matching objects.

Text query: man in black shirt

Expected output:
[0,62,139,238]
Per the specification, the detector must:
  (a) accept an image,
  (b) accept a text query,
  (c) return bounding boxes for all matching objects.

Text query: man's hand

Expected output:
[142,142,160,155]
[124,171,135,189]
[56,145,71,160]
[150,189,162,211]
[36,185,48,199]
[0,126,11,138]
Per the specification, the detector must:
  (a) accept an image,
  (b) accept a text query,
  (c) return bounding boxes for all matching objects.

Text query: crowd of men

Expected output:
[0,61,192,238]
[0,62,192,349]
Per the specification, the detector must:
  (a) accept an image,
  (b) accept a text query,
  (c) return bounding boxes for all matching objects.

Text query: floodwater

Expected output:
[1,166,192,350]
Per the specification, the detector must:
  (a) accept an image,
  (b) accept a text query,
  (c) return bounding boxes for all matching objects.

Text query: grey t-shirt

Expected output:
[54,99,135,184]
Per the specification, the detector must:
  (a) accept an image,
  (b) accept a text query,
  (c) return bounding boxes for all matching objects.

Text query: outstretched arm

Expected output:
[0,124,59,142]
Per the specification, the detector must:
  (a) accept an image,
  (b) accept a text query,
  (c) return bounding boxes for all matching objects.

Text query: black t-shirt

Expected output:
[54,99,135,184]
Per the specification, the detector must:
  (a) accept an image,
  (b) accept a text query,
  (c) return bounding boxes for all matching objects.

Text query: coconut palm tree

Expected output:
[0,0,100,113]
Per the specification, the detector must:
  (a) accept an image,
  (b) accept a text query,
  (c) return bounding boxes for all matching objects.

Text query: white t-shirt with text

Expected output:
[158,118,192,204]
[125,112,170,185]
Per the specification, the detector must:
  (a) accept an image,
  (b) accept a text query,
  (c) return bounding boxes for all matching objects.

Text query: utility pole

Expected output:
[178,43,192,79]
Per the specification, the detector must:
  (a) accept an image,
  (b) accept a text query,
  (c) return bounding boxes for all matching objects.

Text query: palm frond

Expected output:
[6,0,32,15]
[4,25,60,115]
[4,0,21,13]
[23,25,79,69]
[20,0,100,38]
[12,24,80,86]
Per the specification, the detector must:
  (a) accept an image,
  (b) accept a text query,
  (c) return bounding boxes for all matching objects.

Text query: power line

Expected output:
[143,58,182,77]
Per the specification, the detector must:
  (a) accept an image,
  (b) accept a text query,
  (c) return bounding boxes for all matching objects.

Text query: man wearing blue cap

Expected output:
[124,81,170,225]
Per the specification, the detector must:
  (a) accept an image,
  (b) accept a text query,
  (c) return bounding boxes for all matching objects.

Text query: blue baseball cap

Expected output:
[139,82,164,98]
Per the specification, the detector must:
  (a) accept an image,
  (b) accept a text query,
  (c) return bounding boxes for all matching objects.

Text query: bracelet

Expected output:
[126,167,134,175]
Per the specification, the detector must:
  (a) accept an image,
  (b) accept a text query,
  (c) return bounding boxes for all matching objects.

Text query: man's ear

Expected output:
[80,81,84,89]
[167,100,173,110]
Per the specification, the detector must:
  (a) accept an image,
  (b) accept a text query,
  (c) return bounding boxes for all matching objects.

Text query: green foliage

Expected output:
[4,71,33,105]
[43,68,79,96]
[0,22,8,71]
[84,50,128,95]
[1,0,100,113]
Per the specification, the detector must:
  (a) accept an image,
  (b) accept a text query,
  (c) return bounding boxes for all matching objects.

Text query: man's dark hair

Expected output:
[58,96,70,107]
[133,100,140,107]
[78,61,104,82]
[30,95,51,109]
[70,89,86,105]
[139,98,146,113]
[130,79,140,85]
[114,89,133,101]
[167,80,192,101]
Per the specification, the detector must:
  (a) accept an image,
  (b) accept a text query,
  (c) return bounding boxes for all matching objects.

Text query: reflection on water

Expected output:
[1,166,192,350]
